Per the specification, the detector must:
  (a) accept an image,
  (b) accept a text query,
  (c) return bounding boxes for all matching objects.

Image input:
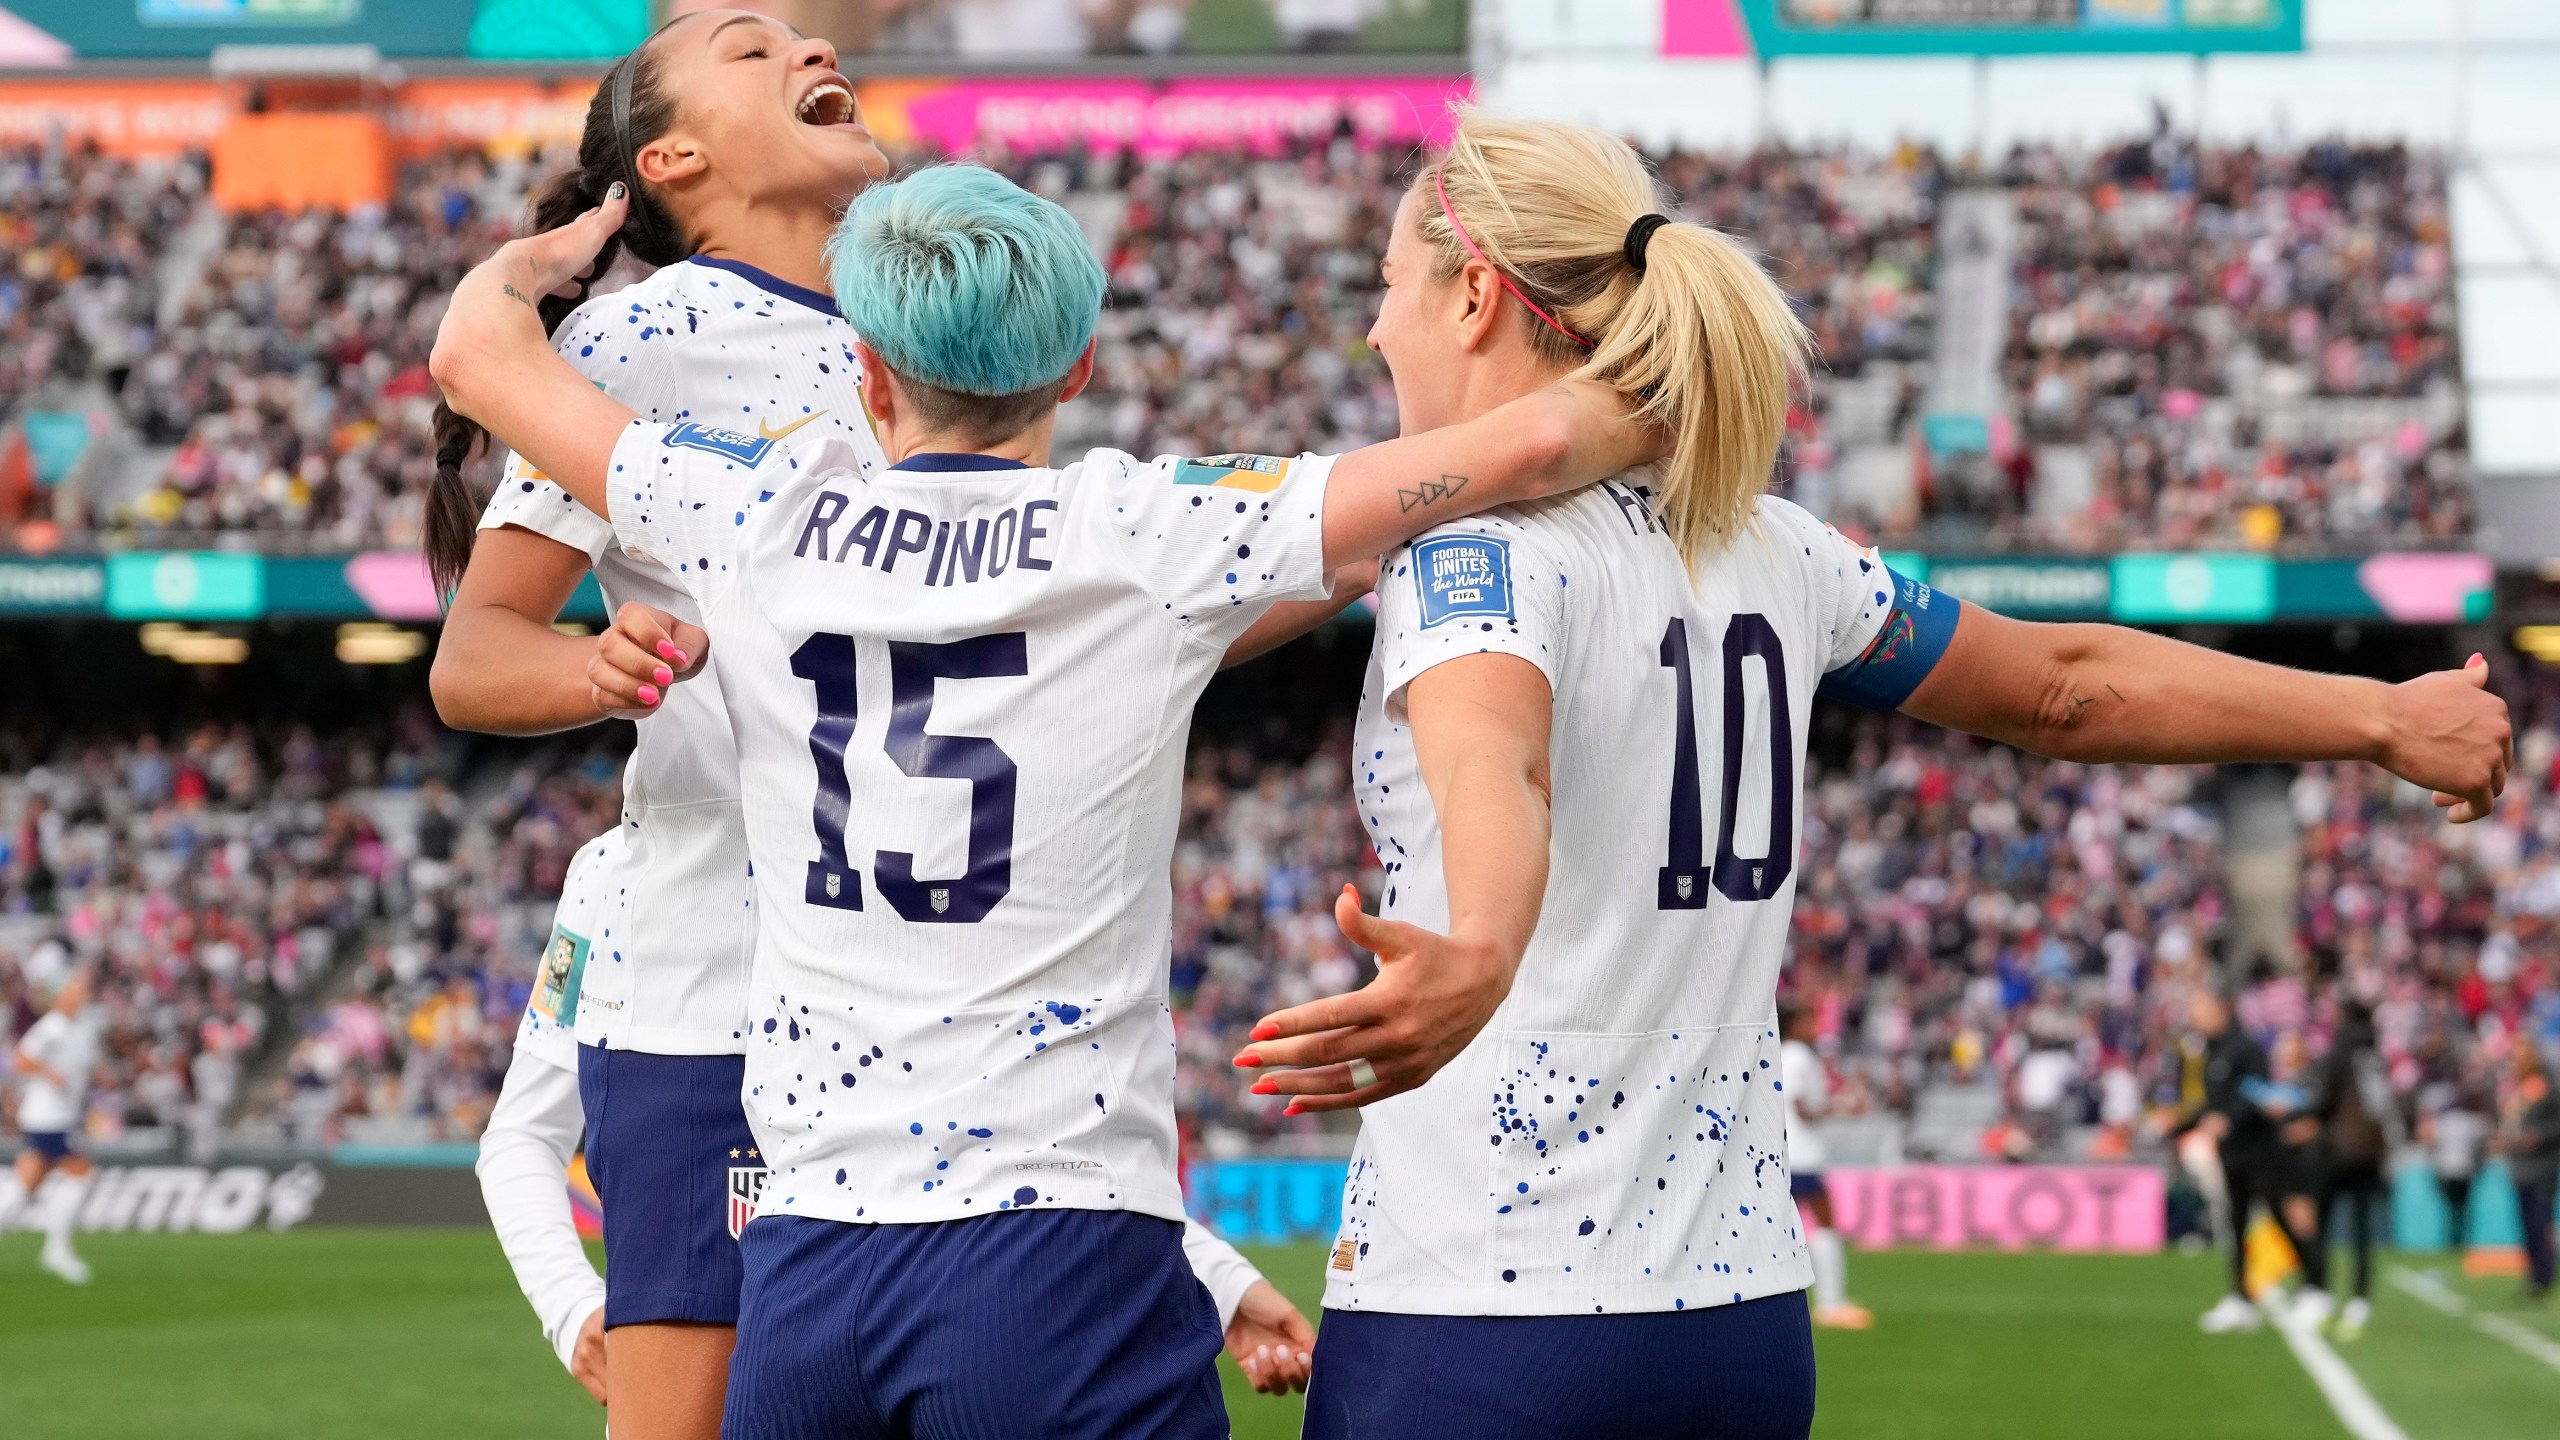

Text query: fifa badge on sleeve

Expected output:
[1413,534,1514,629]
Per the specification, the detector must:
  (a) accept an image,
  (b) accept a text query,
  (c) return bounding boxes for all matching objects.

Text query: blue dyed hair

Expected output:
[825,164,1105,402]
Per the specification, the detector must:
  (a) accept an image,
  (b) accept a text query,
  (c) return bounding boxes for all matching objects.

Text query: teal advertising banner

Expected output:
[1732,0,2303,58]
[2109,553,2275,624]
[104,552,263,620]
[0,551,2481,627]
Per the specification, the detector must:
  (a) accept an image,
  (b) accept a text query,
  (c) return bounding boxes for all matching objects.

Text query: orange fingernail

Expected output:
[1283,1102,1306,1116]
[1251,1022,1280,1042]
[1250,1079,1277,1095]
[653,666,673,686]
[1233,1052,1262,1068]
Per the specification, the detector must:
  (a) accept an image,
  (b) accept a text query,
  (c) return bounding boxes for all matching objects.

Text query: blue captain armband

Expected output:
[1817,569,1959,711]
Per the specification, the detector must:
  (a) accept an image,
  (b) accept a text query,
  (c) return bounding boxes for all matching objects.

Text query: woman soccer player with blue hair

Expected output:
[1227,109,2514,1440]
[428,162,1660,1437]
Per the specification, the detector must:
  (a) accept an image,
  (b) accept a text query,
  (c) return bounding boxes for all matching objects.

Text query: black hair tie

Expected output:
[609,54,665,256]
[1623,213,1671,273]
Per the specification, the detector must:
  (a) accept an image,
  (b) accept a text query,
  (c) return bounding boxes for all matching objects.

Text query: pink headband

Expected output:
[1436,166,1590,349]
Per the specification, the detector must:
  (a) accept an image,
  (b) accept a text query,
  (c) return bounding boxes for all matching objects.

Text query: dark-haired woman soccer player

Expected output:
[439,15,1318,1438]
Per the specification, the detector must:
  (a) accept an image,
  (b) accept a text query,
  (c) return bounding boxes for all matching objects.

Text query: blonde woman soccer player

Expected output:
[1231,111,2513,1440]
[429,164,1661,1438]
[437,14,1322,1434]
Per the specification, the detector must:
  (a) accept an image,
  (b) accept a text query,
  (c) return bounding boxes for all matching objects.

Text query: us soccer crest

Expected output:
[727,1164,769,1239]
[929,886,951,914]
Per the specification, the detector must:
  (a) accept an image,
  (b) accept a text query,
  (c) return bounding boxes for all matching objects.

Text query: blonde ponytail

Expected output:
[1417,109,1813,560]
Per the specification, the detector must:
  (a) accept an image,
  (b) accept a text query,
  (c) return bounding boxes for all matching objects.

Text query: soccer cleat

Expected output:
[2291,1287,2336,1331]
[2333,1297,2370,1340]
[2199,1294,2262,1333]
[1814,1303,1875,1330]
[40,1245,91,1286]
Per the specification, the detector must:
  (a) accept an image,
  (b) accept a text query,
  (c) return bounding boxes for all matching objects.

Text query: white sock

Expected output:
[0,1176,25,1232]
[1811,1227,1847,1309]
[41,1173,89,1258]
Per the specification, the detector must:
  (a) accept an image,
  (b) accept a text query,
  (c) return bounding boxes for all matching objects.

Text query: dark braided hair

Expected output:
[424,45,689,601]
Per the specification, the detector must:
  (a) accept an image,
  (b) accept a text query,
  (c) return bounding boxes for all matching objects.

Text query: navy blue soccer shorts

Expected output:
[20,1131,72,1162]
[1303,1291,1816,1440]
[722,1209,1226,1440]
[577,1044,760,1328]
[1790,1169,1828,1201]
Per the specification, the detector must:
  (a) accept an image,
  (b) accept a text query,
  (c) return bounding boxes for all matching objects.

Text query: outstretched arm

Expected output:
[1902,604,2512,819]
[428,190,640,517]
[1318,383,1657,573]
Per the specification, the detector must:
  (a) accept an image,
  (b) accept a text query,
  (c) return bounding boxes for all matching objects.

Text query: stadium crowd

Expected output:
[0,719,425,1156]
[1999,134,2471,552]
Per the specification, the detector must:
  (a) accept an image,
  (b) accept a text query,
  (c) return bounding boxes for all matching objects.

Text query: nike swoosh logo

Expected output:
[758,410,829,441]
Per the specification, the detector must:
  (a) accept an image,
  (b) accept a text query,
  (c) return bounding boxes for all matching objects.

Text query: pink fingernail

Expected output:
[653,666,673,686]
[638,684,659,706]
[658,640,679,660]
[2469,653,2485,666]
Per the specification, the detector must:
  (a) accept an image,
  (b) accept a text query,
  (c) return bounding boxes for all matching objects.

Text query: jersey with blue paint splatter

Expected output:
[479,256,890,1058]
[607,428,1335,1227]
[1331,486,1892,1317]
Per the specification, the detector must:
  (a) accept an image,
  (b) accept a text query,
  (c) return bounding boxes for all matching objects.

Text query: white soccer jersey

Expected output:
[15,1008,103,1134]
[607,426,1332,1227]
[478,257,889,1055]
[1327,483,1895,1317]
[1779,1038,1829,1174]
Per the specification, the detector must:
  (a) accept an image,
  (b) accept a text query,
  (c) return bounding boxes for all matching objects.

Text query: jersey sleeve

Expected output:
[1758,498,1955,712]
[474,1046,606,1373]
[1100,451,1335,648]
[1371,511,1570,721]
[605,421,845,610]
[479,299,663,562]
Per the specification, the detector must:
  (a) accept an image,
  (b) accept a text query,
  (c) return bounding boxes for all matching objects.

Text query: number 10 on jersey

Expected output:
[1658,614,1793,908]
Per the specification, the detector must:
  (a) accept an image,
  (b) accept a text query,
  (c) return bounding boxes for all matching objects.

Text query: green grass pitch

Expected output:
[3,1231,2556,1438]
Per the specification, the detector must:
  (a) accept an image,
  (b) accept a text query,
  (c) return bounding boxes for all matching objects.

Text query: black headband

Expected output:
[609,54,666,257]
[1623,213,1672,272]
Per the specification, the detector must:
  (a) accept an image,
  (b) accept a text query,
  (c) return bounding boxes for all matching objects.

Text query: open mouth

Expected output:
[795,76,858,129]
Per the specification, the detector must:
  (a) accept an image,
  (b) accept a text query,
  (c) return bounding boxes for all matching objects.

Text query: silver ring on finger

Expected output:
[1347,1057,1379,1090]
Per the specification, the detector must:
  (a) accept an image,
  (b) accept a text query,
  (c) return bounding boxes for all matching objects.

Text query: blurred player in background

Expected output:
[1228,110,2515,1439]
[2499,1041,2560,1302]
[429,159,1654,1437]
[1781,1002,1870,1330]
[2188,983,2304,1332]
[11,967,99,1284]
[2288,1000,2395,1338]
[435,13,1322,1430]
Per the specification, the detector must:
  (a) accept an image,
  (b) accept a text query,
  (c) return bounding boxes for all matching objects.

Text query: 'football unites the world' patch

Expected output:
[1413,533,1515,628]
[1171,453,1292,493]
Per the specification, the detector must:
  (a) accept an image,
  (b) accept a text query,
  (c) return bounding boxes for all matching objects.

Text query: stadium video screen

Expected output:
[1778,0,2275,26]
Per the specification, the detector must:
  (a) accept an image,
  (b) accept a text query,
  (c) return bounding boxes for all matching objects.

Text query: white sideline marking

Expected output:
[2264,1298,2413,1440]
[2385,1265,2560,1376]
